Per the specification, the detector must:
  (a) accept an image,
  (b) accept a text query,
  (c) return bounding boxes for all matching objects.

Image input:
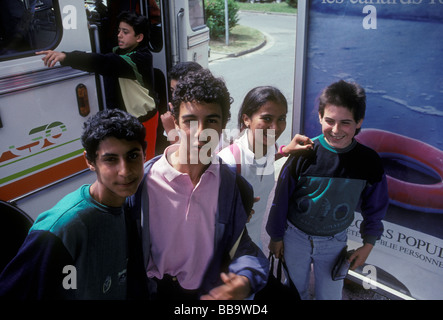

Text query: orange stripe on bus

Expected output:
[0,155,87,201]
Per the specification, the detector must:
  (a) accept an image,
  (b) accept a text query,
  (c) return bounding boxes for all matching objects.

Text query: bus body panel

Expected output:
[0,1,99,220]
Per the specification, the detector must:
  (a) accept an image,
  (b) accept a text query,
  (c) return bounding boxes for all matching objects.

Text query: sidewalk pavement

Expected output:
[208,37,267,62]
[208,10,297,62]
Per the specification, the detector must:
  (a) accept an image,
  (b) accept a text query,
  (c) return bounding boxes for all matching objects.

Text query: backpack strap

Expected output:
[228,143,242,175]
[229,229,244,260]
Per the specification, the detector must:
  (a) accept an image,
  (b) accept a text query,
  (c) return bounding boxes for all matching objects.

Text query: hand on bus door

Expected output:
[285,134,314,154]
[36,50,67,68]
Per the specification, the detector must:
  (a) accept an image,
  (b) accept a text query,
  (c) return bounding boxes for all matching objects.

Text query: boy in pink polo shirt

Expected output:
[126,69,268,300]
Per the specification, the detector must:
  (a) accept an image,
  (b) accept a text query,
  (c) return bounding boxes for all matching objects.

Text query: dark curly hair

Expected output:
[168,61,203,82]
[170,69,233,127]
[81,109,146,163]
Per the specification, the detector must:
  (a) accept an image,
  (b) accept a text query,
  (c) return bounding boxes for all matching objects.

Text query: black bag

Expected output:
[255,254,300,300]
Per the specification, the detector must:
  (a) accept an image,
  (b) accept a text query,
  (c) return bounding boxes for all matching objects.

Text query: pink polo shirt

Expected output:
[146,145,220,290]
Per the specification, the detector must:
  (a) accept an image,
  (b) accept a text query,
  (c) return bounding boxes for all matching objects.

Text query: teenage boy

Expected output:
[160,61,203,145]
[267,80,389,300]
[126,69,269,300]
[0,109,146,299]
[36,11,158,160]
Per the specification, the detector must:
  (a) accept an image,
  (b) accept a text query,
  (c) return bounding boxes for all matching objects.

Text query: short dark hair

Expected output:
[171,69,232,127]
[318,80,366,134]
[81,109,146,162]
[168,61,203,82]
[238,86,288,131]
[117,11,150,43]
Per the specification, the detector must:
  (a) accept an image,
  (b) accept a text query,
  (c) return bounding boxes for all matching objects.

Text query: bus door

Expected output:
[90,0,210,153]
[170,0,209,68]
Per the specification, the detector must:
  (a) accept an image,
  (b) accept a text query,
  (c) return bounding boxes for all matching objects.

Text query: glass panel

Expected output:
[0,0,58,59]
[85,0,111,53]
[85,0,163,53]
[148,0,162,52]
[189,0,205,30]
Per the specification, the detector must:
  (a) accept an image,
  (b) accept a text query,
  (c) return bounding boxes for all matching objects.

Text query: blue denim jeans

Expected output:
[283,222,347,300]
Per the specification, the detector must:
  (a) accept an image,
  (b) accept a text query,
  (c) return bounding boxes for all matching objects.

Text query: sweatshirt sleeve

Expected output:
[229,230,269,294]
[229,173,268,294]
[61,51,136,80]
[0,230,75,300]
[266,157,296,241]
[359,173,389,245]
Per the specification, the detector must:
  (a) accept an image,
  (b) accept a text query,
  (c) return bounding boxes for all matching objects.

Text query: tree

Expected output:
[205,0,240,39]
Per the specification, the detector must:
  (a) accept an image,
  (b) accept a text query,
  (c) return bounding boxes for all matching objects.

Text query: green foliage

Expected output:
[235,1,297,14]
[205,0,240,39]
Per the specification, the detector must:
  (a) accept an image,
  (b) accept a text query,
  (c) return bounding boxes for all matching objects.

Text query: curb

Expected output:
[209,36,267,62]
[208,10,295,62]
[238,9,297,17]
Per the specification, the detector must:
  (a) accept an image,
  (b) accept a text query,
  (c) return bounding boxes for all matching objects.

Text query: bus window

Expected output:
[189,0,205,30]
[0,0,59,60]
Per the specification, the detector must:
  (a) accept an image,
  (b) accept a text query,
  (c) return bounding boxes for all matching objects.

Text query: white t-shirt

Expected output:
[217,130,277,249]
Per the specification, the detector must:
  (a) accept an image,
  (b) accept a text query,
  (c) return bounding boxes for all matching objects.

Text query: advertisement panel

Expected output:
[294,1,443,299]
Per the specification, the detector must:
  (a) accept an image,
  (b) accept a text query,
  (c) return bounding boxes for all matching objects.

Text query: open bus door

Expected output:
[86,0,209,153]
[143,0,210,153]
[0,0,209,267]
[293,1,443,300]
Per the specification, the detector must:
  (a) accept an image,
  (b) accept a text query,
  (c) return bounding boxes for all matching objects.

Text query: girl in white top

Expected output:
[218,86,312,249]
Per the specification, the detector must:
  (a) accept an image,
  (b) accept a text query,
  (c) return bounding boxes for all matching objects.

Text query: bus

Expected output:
[0,0,209,270]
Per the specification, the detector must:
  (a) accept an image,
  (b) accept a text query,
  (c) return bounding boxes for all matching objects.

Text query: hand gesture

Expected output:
[283,134,314,155]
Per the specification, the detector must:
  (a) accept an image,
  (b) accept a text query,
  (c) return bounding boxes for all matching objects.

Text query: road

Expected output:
[209,11,297,146]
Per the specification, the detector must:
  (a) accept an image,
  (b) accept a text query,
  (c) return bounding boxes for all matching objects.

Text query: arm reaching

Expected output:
[276,134,313,160]
[36,50,67,68]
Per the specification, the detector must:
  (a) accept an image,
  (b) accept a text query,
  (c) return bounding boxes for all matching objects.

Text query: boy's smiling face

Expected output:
[87,137,145,207]
[174,100,223,164]
[319,104,363,149]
